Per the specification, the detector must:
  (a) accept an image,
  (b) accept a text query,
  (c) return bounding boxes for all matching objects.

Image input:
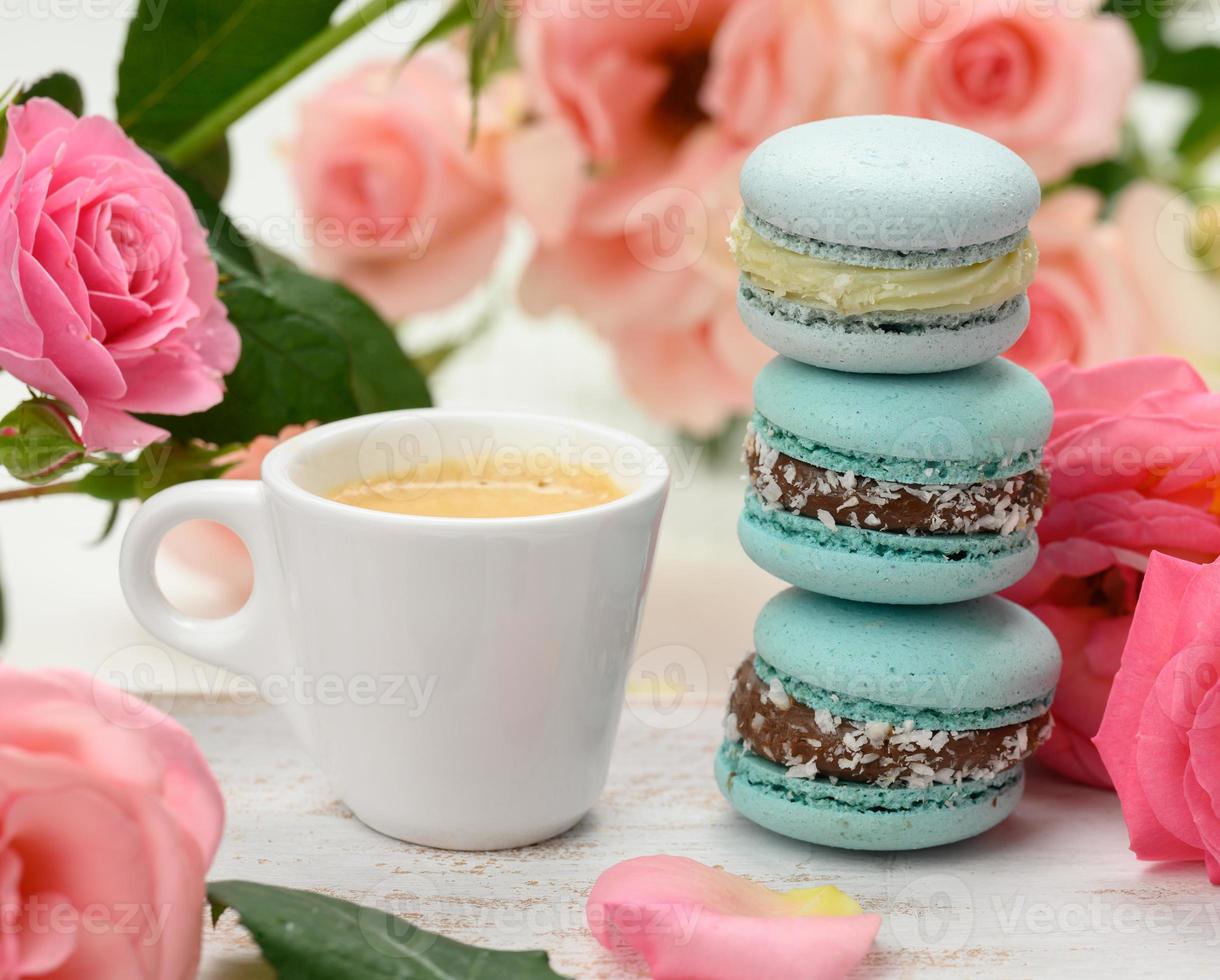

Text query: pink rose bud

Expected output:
[0,399,84,483]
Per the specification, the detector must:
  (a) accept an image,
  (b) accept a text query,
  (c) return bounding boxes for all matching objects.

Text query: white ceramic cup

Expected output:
[120,410,669,849]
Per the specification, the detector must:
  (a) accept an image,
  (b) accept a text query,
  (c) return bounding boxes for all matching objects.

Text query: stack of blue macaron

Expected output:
[715,116,1063,851]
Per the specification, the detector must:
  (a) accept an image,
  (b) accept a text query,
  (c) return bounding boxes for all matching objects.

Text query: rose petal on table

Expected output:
[587,855,879,980]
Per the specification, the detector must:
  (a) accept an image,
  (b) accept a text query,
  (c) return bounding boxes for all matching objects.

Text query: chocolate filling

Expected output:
[727,658,1051,789]
[746,428,1048,536]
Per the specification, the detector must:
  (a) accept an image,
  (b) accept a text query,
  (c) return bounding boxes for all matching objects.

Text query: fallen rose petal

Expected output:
[587,855,879,980]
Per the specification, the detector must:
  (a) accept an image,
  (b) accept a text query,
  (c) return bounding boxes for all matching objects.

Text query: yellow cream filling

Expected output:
[728,211,1037,316]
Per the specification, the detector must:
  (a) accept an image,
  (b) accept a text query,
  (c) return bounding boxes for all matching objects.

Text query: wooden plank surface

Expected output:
[183,698,1219,979]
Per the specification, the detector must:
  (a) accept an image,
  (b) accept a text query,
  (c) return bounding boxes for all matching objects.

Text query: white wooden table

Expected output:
[183,695,1220,979]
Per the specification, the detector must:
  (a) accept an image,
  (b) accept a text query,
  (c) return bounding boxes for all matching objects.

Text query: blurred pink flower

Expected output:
[510,1,888,433]
[294,51,514,321]
[515,0,731,228]
[0,99,239,451]
[879,0,1139,182]
[162,424,313,615]
[612,291,771,437]
[1008,181,1214,373]
[1004,358,1220,787]
[1095,552,1220,884]
[588,855,879,979]
[702,0,882,147]
[1007,187,1151,370]
[512,0,878,239]
[0,667,223,978]
[519,231,716,336]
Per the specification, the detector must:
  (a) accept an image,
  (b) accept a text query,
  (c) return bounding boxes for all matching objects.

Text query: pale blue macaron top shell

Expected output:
[754,588,1060,719]
[753,355,1053,484]
[739,115,1041,256]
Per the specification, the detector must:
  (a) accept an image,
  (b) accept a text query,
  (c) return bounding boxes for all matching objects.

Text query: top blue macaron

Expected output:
[752,355,1052,484]
[740,115,1040,263]
[754,588,1060,724]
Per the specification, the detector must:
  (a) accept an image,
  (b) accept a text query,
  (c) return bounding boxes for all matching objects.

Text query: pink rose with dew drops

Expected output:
[0,667,224,978]
[0,99,239,451]
[294,51,515,322]
[879,0,1140,182]
[1004,357,1220,787]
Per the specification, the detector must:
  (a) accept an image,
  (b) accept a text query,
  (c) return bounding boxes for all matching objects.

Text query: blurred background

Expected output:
[2,0,1219,699]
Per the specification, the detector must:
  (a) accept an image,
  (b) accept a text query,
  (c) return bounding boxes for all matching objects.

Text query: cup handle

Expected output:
[120,480,284,679]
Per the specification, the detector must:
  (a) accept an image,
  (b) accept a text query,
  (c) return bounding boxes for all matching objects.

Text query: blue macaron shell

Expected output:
[753,355,1052,485]
[716,741,1024,851]
[739,116,1040,261]
[738,284,1030,374]
[754,587,1060,721]
[738,492,1038,604]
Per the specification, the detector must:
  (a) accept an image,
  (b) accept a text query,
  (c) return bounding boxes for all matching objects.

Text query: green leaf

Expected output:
[1178,98,1220,165]
[0,81,17,147]
[1059,158,1141,202]
[1146,46,1220,94]
[16,71,84,115]
[184,137,233,202]
[208,881,570,979]
[467,0,516,139]
[142,258,430,445]
[135,439,236,499]
[92,501,123,545]
[0,400,85,485]
[116,0,343,151]
[75,440,237,503]
[75,463,139,503]
[407,0,515,141]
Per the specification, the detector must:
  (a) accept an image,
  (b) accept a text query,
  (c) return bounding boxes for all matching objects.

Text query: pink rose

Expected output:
[162,424,314,616]
[0,667,224,977]
[517,0,732,175]
[880,0,1140,182]
[294,51,513,321]
[1095,552,1220,883]
[1006,186,1158,371]
[0,99,240,452]
[702,0,882,146]
[1004,358,1220,787]
[512,0,878,238]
